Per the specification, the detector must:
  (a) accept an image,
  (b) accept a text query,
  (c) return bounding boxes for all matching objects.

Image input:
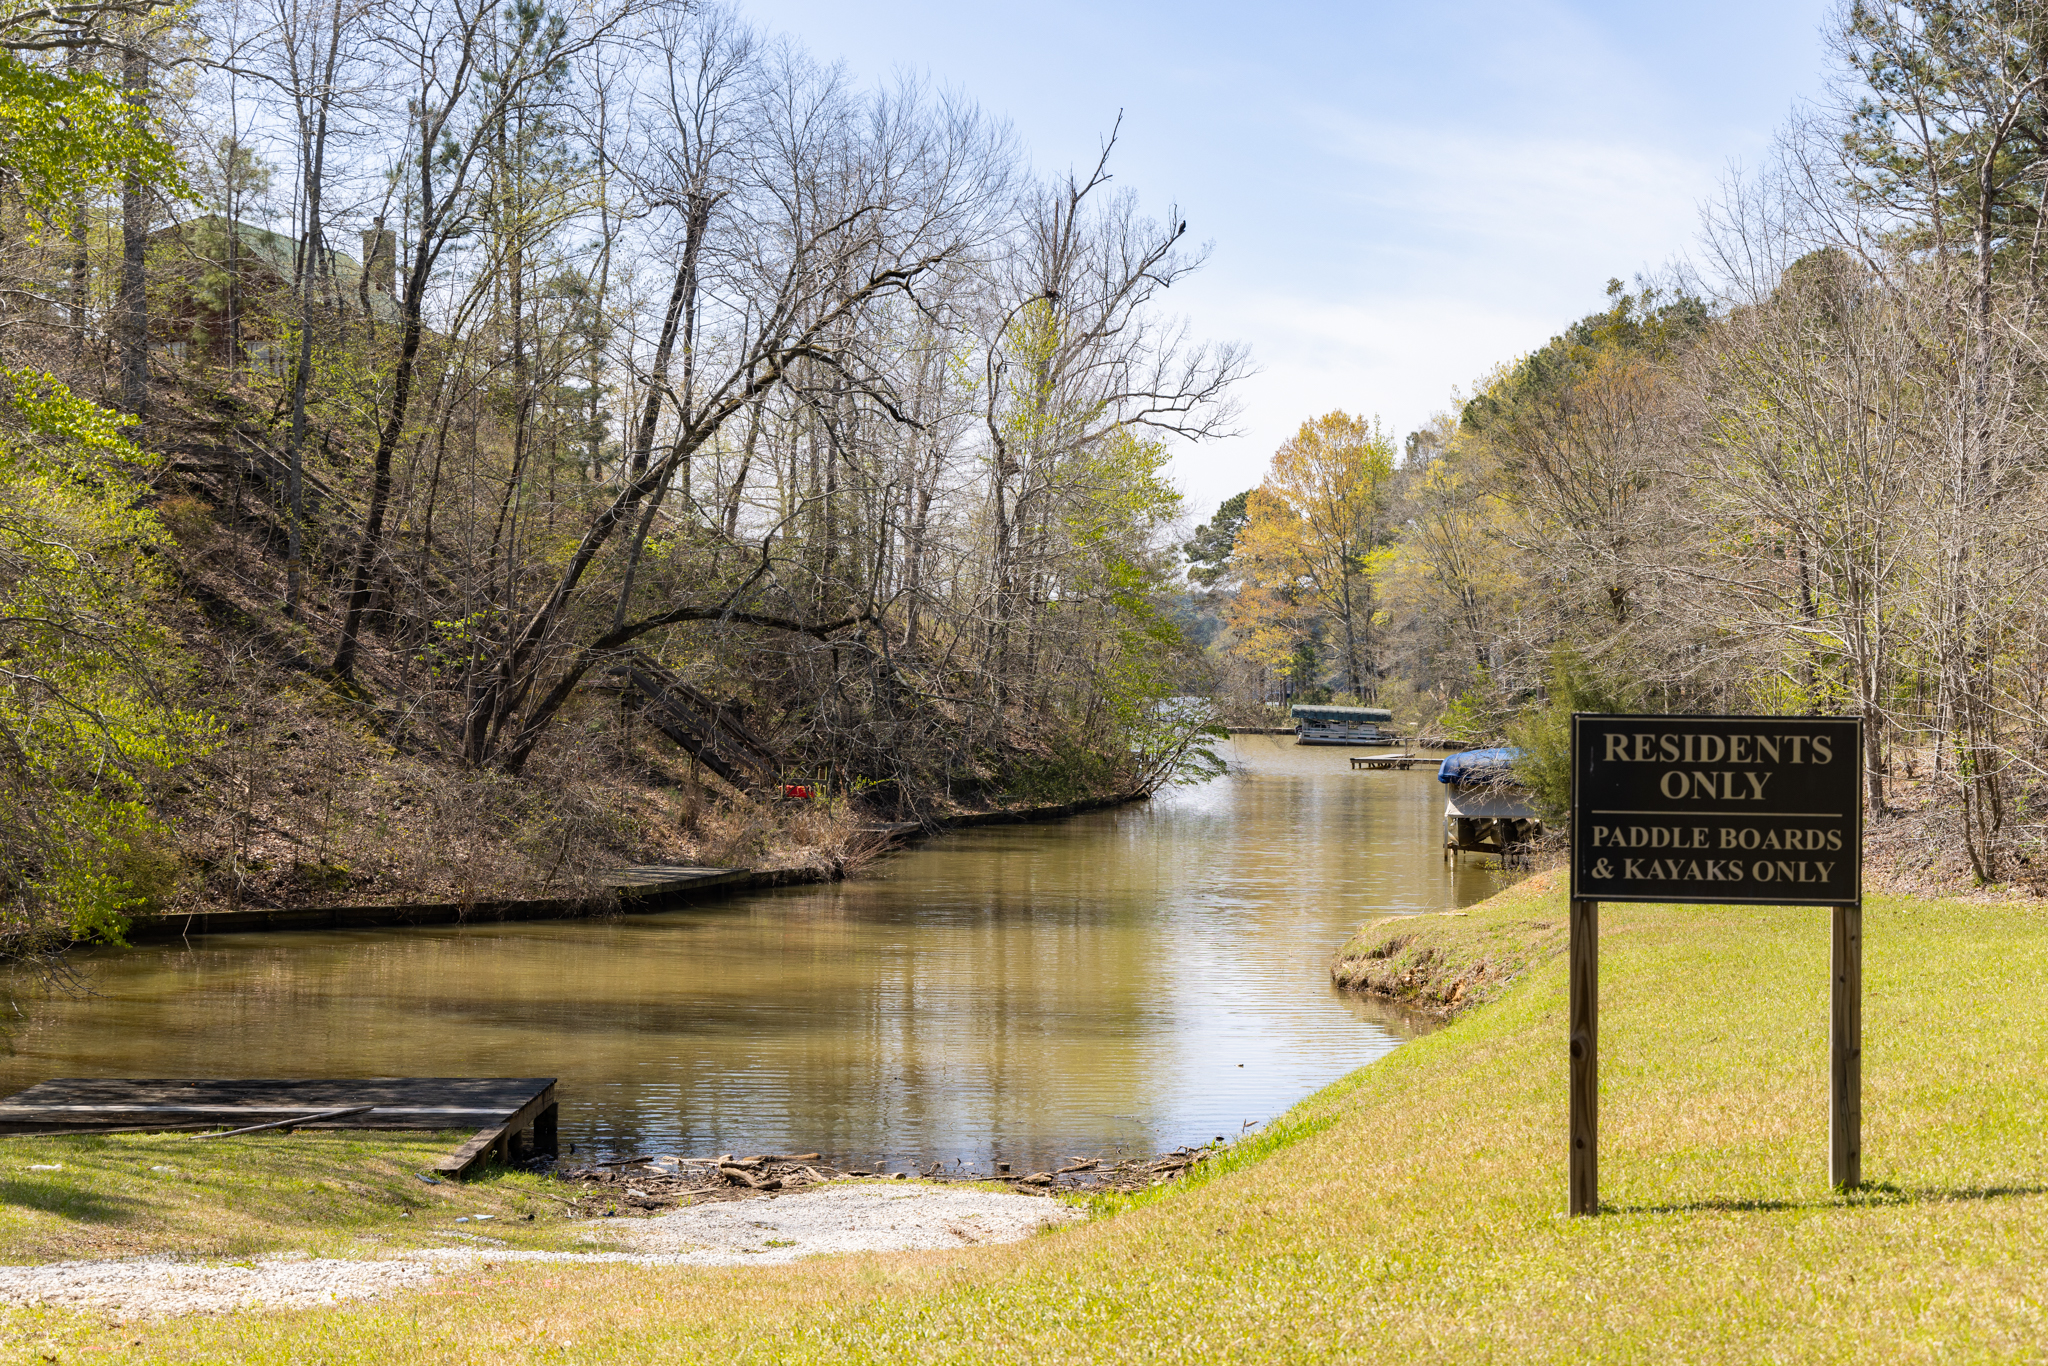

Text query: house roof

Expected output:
[154,214,403,327]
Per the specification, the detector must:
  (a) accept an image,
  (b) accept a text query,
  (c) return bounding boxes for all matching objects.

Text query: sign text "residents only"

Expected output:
[1570,715,1862,906]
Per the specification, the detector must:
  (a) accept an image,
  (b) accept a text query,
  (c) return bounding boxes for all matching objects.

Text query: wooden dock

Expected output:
[594,865,752,895]
[1350,753,1421,770]
[0,1078,557,1178]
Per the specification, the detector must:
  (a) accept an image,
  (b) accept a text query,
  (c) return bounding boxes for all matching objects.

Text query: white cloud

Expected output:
[1162,116,1721,514]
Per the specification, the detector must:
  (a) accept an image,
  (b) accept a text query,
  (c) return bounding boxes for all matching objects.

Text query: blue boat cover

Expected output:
[1437,747,1525,784]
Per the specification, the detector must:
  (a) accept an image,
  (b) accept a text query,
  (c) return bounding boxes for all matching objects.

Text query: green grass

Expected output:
[0,1132,622,1265]
[6,883,2048,1362]
[1331,869,1569,1010]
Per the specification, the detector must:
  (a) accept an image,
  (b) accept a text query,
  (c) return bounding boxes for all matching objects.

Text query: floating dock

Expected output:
[0,1077,557,1178]
[1350,753,1420,770]
[1292,703,1396,746]
[594,865,752,895]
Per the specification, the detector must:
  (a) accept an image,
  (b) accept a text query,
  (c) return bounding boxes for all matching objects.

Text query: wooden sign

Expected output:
[1565,713,1863,1217]
[1571,715,1862,905]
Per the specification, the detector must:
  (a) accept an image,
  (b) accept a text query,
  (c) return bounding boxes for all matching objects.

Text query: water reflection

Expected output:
[0,738,1510,1169]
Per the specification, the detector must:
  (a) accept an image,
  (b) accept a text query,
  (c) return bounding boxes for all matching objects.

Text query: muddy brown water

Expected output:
[0,738,1510,1172]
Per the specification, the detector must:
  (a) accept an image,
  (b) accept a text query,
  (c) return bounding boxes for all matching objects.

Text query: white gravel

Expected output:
[583,1182,1083,1265]
[0,1255,440,1317]
[0,1183,1080,1318]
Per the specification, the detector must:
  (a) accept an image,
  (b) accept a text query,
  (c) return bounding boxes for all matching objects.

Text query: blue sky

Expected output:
[753,0,1837,519]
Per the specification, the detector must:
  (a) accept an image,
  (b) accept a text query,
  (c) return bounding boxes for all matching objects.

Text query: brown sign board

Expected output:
[1570,714,1862,907]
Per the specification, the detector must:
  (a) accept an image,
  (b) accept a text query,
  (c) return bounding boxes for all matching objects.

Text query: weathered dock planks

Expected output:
[0,1077,557,1179]
[594,865,753,895]
[1350,754,1420,770]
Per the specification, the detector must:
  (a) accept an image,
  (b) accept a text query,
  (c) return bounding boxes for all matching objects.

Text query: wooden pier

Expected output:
[0,1078,557,1179]
[595,865,752,895]
[1350,753,1420,770]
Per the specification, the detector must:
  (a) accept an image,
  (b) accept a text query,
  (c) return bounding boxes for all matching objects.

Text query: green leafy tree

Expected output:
[1227,412,1398,702]
[0,31,204,951]
[1182,489,1250,587]
[1507,649,1640,826]
[0,45,183,218]
[0,372,215,950]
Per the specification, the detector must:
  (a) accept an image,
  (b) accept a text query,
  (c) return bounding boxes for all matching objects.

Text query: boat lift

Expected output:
[1438,747,1542,862]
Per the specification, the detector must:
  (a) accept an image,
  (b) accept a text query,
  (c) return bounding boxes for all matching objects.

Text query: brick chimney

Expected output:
[360,217,397,294]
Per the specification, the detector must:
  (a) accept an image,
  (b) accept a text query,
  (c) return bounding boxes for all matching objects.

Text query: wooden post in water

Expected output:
[1831,901,1862,1190]
[1569,897,1598,1216]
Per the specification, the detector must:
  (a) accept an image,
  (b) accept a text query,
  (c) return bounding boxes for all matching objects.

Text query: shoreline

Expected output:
[117,790,1151,943]
[1330,870,1562,1015]
[16,881,2048,1357]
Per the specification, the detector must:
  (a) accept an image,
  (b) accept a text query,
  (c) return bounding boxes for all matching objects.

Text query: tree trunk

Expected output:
[285,0,341,622]
[331,158,433,682]
[67,193,87,361]
[611,193,709,633]
[117,47,149,417]
[225,195,241,381]
[65,48,88,361]
[723,396,762,537]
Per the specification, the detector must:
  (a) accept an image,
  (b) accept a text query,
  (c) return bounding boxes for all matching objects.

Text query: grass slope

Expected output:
[1331,870,1570,1012]
[8,881,2048,1363]
[0,1132,610,1266]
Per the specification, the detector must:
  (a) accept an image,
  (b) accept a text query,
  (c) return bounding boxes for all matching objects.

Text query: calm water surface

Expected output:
[0,738,1508,1169]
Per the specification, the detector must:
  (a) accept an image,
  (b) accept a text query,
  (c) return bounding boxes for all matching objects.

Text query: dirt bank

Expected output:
[116,791,1150,942]
[550,1141,1214,1215]
[1331,871,1566,1015]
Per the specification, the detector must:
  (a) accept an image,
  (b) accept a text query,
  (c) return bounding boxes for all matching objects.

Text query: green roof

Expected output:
[155,214,402,327]
[1291,705,1394,723]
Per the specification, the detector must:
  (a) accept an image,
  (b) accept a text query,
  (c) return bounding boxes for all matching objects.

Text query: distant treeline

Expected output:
[1190,1,2048,881]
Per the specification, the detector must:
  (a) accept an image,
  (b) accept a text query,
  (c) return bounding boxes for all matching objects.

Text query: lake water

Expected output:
[0,738,1509,1170]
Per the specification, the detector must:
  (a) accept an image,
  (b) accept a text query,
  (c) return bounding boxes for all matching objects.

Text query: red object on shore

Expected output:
[783,785,813,800]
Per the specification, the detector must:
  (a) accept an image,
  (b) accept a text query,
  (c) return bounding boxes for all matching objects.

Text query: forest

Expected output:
[1192,1,2048,893]
[0,0,1241,951]
[10,0,2048,954]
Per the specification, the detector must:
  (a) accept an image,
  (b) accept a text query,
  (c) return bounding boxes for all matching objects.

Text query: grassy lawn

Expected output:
[0,1132,620,1266]
[5,876,2047,1362]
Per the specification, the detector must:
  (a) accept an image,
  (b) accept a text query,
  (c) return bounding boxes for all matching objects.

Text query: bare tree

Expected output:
[480,55,1018,772]
[329,0,633,681]
[977,129,1244,701]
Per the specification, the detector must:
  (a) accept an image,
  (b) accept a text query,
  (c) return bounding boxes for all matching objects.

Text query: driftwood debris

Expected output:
[549,1142,1225,1213]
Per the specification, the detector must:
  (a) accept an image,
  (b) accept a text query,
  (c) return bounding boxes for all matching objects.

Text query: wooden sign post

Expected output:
[1568,714,1863,1215]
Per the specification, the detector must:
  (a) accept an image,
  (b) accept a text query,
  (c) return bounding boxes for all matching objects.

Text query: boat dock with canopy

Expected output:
[1291,704,1396,745]
[1438,747,1543,861]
